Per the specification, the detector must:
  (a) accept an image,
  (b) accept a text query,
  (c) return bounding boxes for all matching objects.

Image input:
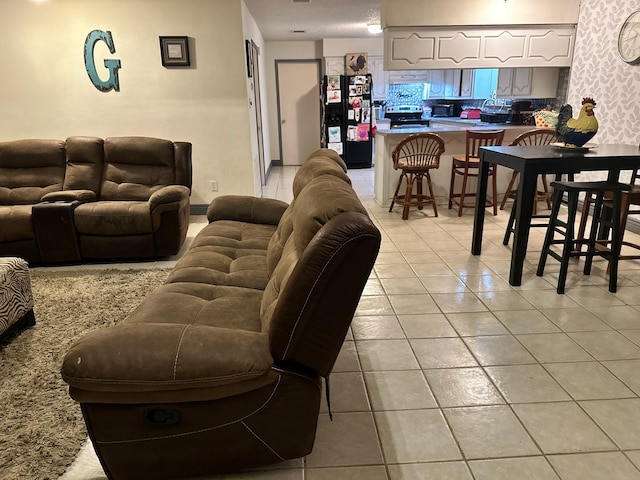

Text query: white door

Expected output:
[276,61,320,166]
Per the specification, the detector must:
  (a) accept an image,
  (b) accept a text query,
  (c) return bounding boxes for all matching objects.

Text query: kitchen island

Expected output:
[374,120,538,210]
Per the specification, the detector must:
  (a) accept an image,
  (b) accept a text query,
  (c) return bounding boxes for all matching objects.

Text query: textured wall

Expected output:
[568,0,640,146]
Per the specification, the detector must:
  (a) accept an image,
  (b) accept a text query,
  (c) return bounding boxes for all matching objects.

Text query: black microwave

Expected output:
[431,104,455,117]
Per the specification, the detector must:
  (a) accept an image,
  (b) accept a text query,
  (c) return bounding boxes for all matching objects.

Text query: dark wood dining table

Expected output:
[472,143,640,286]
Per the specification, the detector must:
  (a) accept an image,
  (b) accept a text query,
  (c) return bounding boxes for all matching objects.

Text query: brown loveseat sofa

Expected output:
[61,149,381,479]
[0,136,192,263]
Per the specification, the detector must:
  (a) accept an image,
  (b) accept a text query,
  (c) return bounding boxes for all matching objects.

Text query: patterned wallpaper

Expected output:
[568,0,640,146]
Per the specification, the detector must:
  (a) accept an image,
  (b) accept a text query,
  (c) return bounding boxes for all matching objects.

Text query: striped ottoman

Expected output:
[0,257,35,341]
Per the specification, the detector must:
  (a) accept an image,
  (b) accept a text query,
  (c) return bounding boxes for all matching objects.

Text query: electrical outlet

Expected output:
[209,180,218,192]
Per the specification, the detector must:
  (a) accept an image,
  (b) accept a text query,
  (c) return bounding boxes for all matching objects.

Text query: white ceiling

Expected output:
[243,0,383,41]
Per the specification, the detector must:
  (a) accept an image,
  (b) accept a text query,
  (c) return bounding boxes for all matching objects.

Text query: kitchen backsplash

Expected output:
[387,82,558,112]
[386,83,424,107]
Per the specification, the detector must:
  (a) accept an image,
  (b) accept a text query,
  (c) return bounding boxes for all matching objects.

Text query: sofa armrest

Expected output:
[61,323,273,394]
[149,185,191,209]
[206,195,289,226]
[41,189,96,203]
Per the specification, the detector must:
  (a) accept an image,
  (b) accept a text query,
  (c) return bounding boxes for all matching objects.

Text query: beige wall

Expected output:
[0,0,256,206]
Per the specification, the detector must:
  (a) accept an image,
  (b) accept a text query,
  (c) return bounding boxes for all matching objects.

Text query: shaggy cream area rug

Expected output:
[0,268,170,480]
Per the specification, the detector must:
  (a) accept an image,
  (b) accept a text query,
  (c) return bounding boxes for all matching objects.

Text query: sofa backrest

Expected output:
[265,152,351,276]
[0,139,66,205]
[63,136,105,193]
[100,136,192,201]
[261,155,380,377]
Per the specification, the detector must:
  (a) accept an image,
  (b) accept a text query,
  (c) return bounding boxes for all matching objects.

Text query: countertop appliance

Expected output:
[431,104,456,117]
[460,108,482,119]
[385,105,430,128]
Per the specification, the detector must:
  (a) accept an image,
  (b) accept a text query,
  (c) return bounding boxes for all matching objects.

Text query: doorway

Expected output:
[276,60,321,166]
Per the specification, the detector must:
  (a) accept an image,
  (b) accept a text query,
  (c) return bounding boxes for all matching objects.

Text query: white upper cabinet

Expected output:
[325,56,345,76]
[385,26,575,70]
[497,67,559,98]
[497,68,532,97]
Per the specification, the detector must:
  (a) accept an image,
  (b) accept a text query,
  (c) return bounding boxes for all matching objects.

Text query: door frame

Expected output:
[250,40,266,186]
[275,59,322,166]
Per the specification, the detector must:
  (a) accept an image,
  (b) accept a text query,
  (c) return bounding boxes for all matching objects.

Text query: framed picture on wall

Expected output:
[159,36,190,67]
[345,53,368,75]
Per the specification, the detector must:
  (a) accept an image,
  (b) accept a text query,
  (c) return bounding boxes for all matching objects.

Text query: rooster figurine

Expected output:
[555,97,598,147]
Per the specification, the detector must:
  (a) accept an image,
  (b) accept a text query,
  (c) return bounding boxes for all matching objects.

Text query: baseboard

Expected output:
[191,204,208,216]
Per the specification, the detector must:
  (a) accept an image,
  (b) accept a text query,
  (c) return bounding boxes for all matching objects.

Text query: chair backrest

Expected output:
[0,139,66,205]
[510,128,558,147]
[100,136,191,201]
[465,129,505,160]
[392,133,445,169]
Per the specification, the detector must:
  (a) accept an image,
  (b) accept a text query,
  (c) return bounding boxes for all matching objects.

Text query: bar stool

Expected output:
[537,180,630,294]
[503,173,576,246]
[448,129,505,217]
[389,133,445,219]
[575,169,640,266]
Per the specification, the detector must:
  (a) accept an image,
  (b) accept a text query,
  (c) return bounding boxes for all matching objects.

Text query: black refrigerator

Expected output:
[321,74,373,169]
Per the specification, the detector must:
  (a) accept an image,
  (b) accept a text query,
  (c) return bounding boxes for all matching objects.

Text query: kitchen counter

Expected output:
[374,122,541,209]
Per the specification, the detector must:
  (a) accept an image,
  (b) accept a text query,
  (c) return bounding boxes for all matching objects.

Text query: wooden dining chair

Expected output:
[448,129,505,217]
[500,128,558,213]
[389,133,445,219]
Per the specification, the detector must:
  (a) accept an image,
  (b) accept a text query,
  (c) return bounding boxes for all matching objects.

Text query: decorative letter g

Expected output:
[84,30,121,92]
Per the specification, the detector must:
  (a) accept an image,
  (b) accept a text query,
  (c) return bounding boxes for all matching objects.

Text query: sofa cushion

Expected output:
[0,139,65,205]
[167,220,276,290]
[100,137,177,201]
[0,205,35,242]
[73,201,152,235]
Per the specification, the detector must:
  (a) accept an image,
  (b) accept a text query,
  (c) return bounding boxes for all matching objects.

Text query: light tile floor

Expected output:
[61,166,640,480]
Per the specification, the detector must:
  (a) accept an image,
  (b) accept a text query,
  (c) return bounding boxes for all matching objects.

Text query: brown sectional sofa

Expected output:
[0,136,192,263]
[60,148,381,479]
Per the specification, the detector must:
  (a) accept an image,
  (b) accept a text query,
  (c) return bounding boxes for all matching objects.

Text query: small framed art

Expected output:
[159,36,190,67]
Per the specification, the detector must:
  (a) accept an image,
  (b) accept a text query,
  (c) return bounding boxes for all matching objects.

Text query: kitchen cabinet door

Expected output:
[426,70,445,98]
[444,69,461,98]
[459,69,474,98]
[497,68,532,97]
[511,68,533,96]
[325,56,345,76]
[369,55,388,100]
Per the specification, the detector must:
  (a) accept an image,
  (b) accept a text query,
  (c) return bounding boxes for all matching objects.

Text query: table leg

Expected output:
[472,154,490,255]
[509,170,538,286]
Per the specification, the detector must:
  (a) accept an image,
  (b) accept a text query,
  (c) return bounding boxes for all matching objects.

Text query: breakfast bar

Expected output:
[374,121,537,208]
[473,144,640,286]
